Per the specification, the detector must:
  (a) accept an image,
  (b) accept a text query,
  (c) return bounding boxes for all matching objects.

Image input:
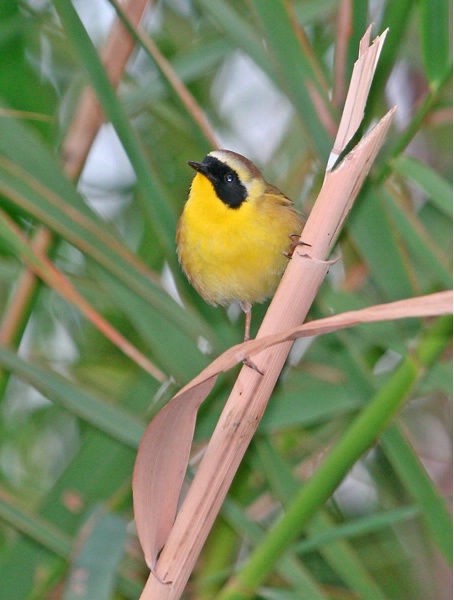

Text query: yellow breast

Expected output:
[176,172,304,306]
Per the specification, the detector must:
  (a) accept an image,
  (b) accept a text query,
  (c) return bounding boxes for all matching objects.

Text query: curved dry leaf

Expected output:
[228,289,453,367]
[132,290,451,569]
[132,376,216,568]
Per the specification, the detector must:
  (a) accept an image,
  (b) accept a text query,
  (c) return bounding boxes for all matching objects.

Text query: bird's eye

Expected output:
[224,172,234,183]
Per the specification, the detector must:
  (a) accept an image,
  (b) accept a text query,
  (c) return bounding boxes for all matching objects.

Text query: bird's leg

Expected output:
[241,301,252,342]
[239,301,263,375]
[283,234,311,259]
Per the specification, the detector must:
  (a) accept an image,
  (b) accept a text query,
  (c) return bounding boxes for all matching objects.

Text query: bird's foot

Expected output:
[283,235,311,259]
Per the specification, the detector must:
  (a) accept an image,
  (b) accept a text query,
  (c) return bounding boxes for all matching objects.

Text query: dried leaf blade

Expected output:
[132,377,216,568]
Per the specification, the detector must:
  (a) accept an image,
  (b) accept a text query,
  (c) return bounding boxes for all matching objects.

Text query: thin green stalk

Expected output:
[294,505,420,554]
[217,316,452,600]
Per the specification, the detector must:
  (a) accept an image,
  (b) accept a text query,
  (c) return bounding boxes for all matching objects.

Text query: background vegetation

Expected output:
[0,1,451,599]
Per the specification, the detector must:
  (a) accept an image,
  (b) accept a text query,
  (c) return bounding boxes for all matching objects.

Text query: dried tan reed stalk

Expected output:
[133,27,397,599]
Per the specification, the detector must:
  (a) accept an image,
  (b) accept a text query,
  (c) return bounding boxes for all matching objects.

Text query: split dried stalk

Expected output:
[329,25,388,169]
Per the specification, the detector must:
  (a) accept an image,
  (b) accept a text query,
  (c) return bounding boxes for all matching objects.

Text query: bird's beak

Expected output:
[187,160,208,176]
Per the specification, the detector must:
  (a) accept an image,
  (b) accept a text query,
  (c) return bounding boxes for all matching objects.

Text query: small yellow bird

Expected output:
[176,149,305,342]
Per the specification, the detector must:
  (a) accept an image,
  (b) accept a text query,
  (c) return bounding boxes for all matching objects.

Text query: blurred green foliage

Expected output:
[0,1,451,599]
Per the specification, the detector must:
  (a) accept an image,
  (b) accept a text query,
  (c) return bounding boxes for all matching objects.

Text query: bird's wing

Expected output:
[263,183,295,207]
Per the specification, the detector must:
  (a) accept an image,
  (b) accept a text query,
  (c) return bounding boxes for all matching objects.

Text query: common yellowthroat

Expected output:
[176,149,305,342]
